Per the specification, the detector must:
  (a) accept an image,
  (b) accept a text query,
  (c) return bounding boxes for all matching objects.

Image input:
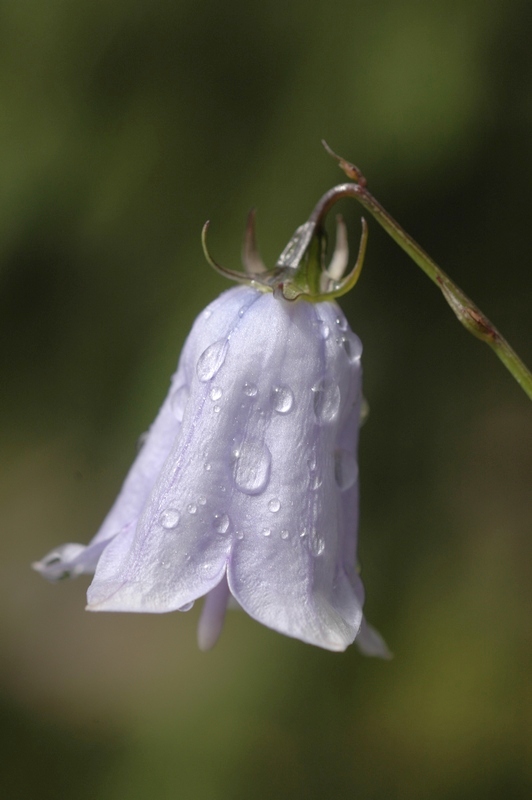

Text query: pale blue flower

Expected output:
[34,184,389,655]
[34,286,388,653]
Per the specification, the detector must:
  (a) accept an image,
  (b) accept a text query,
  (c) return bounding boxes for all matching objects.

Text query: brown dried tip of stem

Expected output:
[321,140,367,187]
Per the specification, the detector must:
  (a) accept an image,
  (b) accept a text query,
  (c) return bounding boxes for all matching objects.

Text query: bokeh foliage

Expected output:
[1,1,531,798]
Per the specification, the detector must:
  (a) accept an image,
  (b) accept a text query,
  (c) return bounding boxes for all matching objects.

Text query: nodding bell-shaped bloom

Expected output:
[33,174,389,655]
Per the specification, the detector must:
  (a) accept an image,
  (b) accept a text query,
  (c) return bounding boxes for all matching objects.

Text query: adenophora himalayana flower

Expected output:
[33,183,390,656]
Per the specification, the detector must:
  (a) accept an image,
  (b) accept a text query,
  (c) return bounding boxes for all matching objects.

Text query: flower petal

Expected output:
[218,293,365,650]
[89,367,188,549]
[197,574,231,651]
[87,287,261,611]
[355,617,393,659]
[32,540,109,581]
[33,350,188,581]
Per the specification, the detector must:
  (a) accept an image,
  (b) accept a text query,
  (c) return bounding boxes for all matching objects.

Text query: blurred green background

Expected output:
[1,0,531,798]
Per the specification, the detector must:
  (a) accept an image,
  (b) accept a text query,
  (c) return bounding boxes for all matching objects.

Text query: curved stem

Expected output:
[321,144,532,401]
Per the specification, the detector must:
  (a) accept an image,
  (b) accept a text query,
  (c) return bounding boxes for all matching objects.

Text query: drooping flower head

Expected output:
[33,177,389,655]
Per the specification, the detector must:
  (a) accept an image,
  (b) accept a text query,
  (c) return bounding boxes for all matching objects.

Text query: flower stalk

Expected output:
[322,141,532,401]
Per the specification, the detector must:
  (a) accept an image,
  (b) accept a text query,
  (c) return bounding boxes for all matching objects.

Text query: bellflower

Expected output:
[33,186,389,655]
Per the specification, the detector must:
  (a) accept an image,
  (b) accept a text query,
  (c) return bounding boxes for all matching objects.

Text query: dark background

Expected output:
[1,1,531,798]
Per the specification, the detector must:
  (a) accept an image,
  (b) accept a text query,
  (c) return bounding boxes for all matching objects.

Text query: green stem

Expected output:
[323,143,532,401]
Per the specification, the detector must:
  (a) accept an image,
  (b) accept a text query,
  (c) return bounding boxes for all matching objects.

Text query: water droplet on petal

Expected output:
[197,339,228,382]
[160,508,180,529]
[336,315,348,332]
[280,529,289,540]
[341,331,363,363]
[210,386,223,401]
[213,405,221,413]
[204,462,212,472]
[312,378,341,423]
[307,453,317,472]
[187,503,197,515]
[233,440,272,495]
[262,528,271,537]
[238,307,246,318]
[198,495,207,506]
[268,498,281,513]
[334,449,359,491]
[213,513,230,534]
[236,530,244,540]
[310,474,323,491]
[309,527,325,556]
[243,382,258,397]
[171,385,189,421]
[178,601,195,611]
[203,309,213,320]
[271,385,294,414]
[319,321,330,339]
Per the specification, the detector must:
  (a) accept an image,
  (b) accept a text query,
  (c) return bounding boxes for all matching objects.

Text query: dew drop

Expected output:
[307,453,317,472]
[213,405,221,413]
[309,527,325,556]
[187,503,197,515]
[341,331,363,363]
[312,378,341,423]
[271,385,294,414]
[268,498,281,513]
[171,385,189,421]
[236,530,244,540]
[197,339,228,382]
[198,496,207,506]
[160,508,180,529]
[243,382,258,397]
[238,307,246,318]
[280,529,289,540]
[319,321,330,340]
[233,440,272,495]
[336,315,348,332]
[203,308,213,320]
[334,449,359,491]
[262,528,271,537]
[213,513,230,534]
[178,601,195,611]
[204,462,212,472]
[310,474,323,491]
[210,386,223,401]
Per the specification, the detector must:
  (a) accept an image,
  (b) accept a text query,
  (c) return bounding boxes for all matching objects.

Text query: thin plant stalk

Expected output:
[322,142,532,401]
